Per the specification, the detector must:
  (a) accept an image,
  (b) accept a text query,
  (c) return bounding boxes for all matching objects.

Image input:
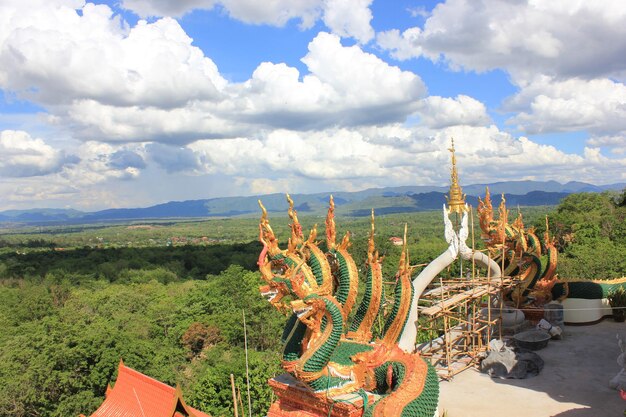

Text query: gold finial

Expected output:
[445,138,468,214]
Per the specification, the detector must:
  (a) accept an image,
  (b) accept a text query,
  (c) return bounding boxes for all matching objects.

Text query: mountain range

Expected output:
[1,180,624,225]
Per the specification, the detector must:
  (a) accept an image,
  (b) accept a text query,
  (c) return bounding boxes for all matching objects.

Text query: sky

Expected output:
[0,0,625,211]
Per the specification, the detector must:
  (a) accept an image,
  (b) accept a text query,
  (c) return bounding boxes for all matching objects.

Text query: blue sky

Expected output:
[0,0,624,210]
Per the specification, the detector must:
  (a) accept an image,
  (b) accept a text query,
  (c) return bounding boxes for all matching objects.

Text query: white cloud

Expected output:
[231,32,426,130]
[322,0,374,43]
[0,1,421,142]
[377,0,626,152]
[416,95,490,128]
[183,124,626,190]
[415,127,626,186]
[377,27,423,61]
[2,124,625,211]
[505,76,626,139]
[588,135,626,155]
[59,142,148,186]
[61,99,245,143]
[377,0,626,81]
[43,32,425,142]
[1,1,625,211]
[120,0,375,42]
[0,130,77,177]
[0,2,226,107]
[299,32,425,108]
[190,129,402,180]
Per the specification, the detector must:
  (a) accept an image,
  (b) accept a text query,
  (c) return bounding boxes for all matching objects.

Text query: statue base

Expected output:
[267,374,374,417]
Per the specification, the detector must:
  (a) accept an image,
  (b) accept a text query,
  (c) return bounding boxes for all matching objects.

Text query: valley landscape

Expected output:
[1,0,625,416]
[1,184,624,416]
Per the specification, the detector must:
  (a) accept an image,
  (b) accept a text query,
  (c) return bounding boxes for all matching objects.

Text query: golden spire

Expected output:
[445,138,468,214]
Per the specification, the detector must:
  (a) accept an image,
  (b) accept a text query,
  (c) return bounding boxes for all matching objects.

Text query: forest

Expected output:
[0,190,624,417]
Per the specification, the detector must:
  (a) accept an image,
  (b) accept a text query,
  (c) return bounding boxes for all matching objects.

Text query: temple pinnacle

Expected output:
[445,138,468,214]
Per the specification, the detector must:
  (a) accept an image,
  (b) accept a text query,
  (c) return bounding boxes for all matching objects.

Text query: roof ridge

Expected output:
[119,363,177,393]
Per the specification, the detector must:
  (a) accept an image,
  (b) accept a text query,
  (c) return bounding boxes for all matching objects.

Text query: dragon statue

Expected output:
[477,188,626,322]
[477,187,558,306]
[258,195,439,417]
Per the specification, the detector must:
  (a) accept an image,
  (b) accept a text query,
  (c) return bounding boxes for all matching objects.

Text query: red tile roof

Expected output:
[88,361,211,417]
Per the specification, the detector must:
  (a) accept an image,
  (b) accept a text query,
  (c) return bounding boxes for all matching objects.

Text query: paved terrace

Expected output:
[438,320,625,417]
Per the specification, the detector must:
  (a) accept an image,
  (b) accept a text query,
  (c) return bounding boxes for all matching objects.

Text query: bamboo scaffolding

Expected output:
[416,260,522,380]
[230,374,239,417]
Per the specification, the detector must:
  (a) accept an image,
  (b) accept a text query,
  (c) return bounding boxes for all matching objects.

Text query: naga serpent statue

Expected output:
[477,187,626,322]
[478,187,562,306]
[258,195,439,417]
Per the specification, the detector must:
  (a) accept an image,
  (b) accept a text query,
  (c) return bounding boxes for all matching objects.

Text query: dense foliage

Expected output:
[536,190,626,279]
[0,266,283,417]
[1,201,602,417]
[0,242,259,283]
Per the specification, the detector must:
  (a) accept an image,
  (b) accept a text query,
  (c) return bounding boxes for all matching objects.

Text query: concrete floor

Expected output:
[438,320,626,417]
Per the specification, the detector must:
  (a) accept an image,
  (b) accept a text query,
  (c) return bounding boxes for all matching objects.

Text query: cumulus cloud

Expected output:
[0,2,227,107]
[61,100,245,144]
[588,135,626,155]
[377,0,626,81]
[1,1,625,211]
[377,0,626,152]
[3,124,625,211]
[416,95,490,128]
[505,77,626,140]
[301,33,425,106]
[190,129,403,181]
[322,0,374,43]
[182,124,626,190]
[120,0,375,42]
[232,32,426,130]
[41,32,425,142]
[0,130,78,177]
[0,1,421,142]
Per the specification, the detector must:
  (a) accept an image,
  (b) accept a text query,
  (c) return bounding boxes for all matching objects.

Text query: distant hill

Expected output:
[1,180,624,225]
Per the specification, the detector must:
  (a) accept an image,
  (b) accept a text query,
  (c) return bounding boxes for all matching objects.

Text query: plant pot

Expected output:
[513,330,551,350]
[613,309,626,322]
